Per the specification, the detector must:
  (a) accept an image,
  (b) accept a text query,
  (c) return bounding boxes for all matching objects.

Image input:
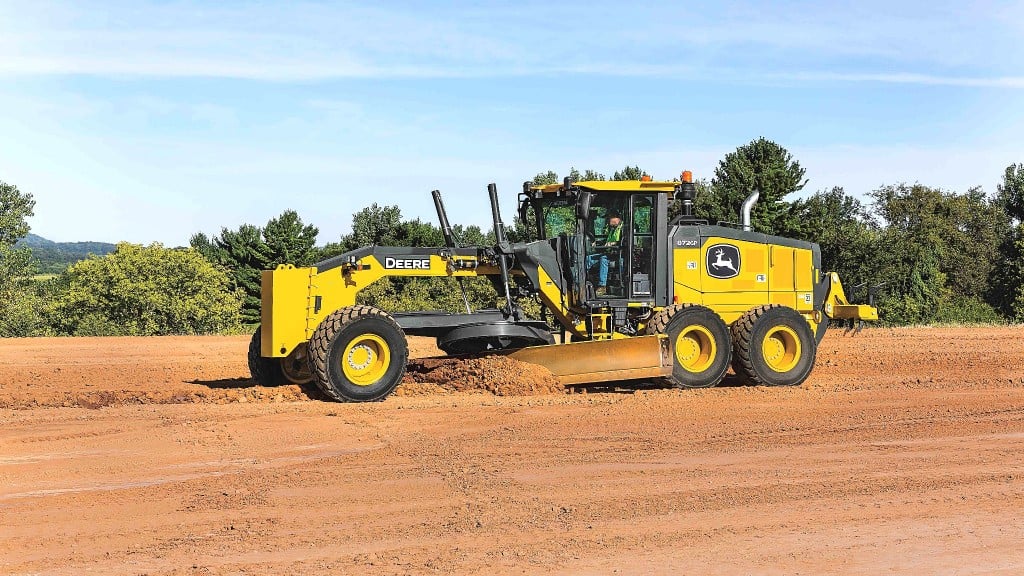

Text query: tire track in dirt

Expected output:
[2,327,1024,574]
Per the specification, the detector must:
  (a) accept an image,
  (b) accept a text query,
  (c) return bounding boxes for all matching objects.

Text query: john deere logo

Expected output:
[384,257,431,270]
[707,244,740,279]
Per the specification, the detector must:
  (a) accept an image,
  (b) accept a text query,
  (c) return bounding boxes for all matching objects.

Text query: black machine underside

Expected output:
[393,310,554,354]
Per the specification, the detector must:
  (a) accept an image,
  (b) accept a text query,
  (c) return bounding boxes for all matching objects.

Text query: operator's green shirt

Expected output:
[606,224,622,245]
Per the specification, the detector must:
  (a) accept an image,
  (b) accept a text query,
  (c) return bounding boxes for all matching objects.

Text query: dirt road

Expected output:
[2,327,1024,575]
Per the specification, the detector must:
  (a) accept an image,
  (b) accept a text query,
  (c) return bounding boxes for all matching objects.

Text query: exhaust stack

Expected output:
[741,190,760,231]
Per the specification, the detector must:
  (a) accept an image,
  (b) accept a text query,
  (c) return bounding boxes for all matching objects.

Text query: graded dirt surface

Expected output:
[2,327,1024,575]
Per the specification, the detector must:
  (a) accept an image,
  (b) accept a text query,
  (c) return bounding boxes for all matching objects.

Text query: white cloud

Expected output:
[0,0,1021,85]
[768,72,1024,89]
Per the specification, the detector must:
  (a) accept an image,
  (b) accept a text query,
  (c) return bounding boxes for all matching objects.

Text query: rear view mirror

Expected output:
[576,191,592,221]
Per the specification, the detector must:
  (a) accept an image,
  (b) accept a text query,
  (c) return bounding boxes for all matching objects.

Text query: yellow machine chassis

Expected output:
[259,178,878,392]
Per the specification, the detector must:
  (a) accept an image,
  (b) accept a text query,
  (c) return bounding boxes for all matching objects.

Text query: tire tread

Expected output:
[644,303,729,388]
[731,304,815,386]
[308,305,407,402]
[248,327,286,387]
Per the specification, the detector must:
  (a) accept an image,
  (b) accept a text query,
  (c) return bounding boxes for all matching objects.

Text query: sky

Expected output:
[0,0,1022,245]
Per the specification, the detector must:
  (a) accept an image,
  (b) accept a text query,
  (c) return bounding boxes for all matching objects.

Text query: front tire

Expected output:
[731,304,816,386]
[309,305,409,402]
[645,304,731,389]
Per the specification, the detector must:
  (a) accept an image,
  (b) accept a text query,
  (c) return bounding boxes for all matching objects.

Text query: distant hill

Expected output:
[16,233,117,274]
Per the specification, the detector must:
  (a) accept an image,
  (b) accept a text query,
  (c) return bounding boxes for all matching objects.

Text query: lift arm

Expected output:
[261,246,499,357]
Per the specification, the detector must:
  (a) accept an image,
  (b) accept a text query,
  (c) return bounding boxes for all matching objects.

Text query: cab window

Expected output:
[540,198,576,238]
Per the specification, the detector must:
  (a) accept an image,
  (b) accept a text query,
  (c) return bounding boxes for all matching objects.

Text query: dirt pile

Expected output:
[399,355,565,396]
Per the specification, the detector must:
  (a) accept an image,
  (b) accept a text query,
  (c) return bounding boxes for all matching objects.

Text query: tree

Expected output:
[612,165,647,181]
[531,171,559,185]
[0,180,39,337]
[193,210,320,324]
[568,167,606,182]
[318,205,439,259]
[51,243,242,336]
[0,245,43,336]
[991,164,1024,321]
[996,163,1024,224]
[453,224,487,246]
[992,230,1024,322]
[0,181,35,245]
[191,224,268,324]
[345,203,403,250]
[263,210,318,267]
[394,218,444,248]
[706,137,807,235]
[793,187,880,289]
[935,187,1007,299]
[869,184,1005,324]
[189,231,218,262]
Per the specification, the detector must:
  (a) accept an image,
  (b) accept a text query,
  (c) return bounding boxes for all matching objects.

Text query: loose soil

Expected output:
[401,356,564,397]
[1,326,1023,575]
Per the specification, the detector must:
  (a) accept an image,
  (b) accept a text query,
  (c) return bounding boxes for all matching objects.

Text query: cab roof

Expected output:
[530,180,678,194]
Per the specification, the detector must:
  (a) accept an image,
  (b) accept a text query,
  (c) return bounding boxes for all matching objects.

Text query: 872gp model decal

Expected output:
[706,244,740,279]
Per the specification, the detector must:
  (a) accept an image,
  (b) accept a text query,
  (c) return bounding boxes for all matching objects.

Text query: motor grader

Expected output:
[250,172,877,402]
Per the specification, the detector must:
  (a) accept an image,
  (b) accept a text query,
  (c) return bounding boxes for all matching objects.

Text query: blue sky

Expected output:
[1,0,1022,244]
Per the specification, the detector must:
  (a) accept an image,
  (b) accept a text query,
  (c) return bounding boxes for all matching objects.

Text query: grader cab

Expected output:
[251,172,877,401]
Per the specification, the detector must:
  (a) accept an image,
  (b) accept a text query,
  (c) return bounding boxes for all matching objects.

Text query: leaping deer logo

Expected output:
[711,248,737,274]
[706,244,741,279]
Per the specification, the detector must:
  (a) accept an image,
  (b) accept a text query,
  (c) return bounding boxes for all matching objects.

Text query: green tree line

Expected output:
[2,139,1023,337]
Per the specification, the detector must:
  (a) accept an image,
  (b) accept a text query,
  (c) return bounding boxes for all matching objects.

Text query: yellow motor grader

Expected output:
[250,172,877,401]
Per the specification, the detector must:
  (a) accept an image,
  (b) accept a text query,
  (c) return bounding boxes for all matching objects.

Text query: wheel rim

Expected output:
[341,334,391,386]
[762,325,801,373]
[674,324,716,373]
[280,344,314,384]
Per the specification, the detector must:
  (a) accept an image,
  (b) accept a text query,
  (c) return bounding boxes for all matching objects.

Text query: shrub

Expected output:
[51,243,242,336]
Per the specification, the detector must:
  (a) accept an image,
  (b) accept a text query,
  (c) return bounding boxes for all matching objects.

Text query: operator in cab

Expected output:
[587,213,622,296]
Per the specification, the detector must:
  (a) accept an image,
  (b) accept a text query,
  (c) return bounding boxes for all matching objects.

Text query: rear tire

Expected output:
[731,304,816,387]
[309,305,409,402]
[248,327,287,387]
[645,304,731,389]
[248,327,314,386]
[279,343,314,385]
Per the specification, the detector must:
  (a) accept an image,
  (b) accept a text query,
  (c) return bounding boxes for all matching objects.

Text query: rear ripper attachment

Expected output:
[253,170,878,402]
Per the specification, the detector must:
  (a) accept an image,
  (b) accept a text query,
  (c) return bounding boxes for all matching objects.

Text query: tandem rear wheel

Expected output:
[308,305,409,402]
[248,327,314,387]
[645,304,732,389]
[731,304,816,387]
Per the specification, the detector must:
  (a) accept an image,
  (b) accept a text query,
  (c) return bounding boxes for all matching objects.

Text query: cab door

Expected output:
[628,194,657,299]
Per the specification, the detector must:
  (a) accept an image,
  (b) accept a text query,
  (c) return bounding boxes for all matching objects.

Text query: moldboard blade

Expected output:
[506,335,672,386]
